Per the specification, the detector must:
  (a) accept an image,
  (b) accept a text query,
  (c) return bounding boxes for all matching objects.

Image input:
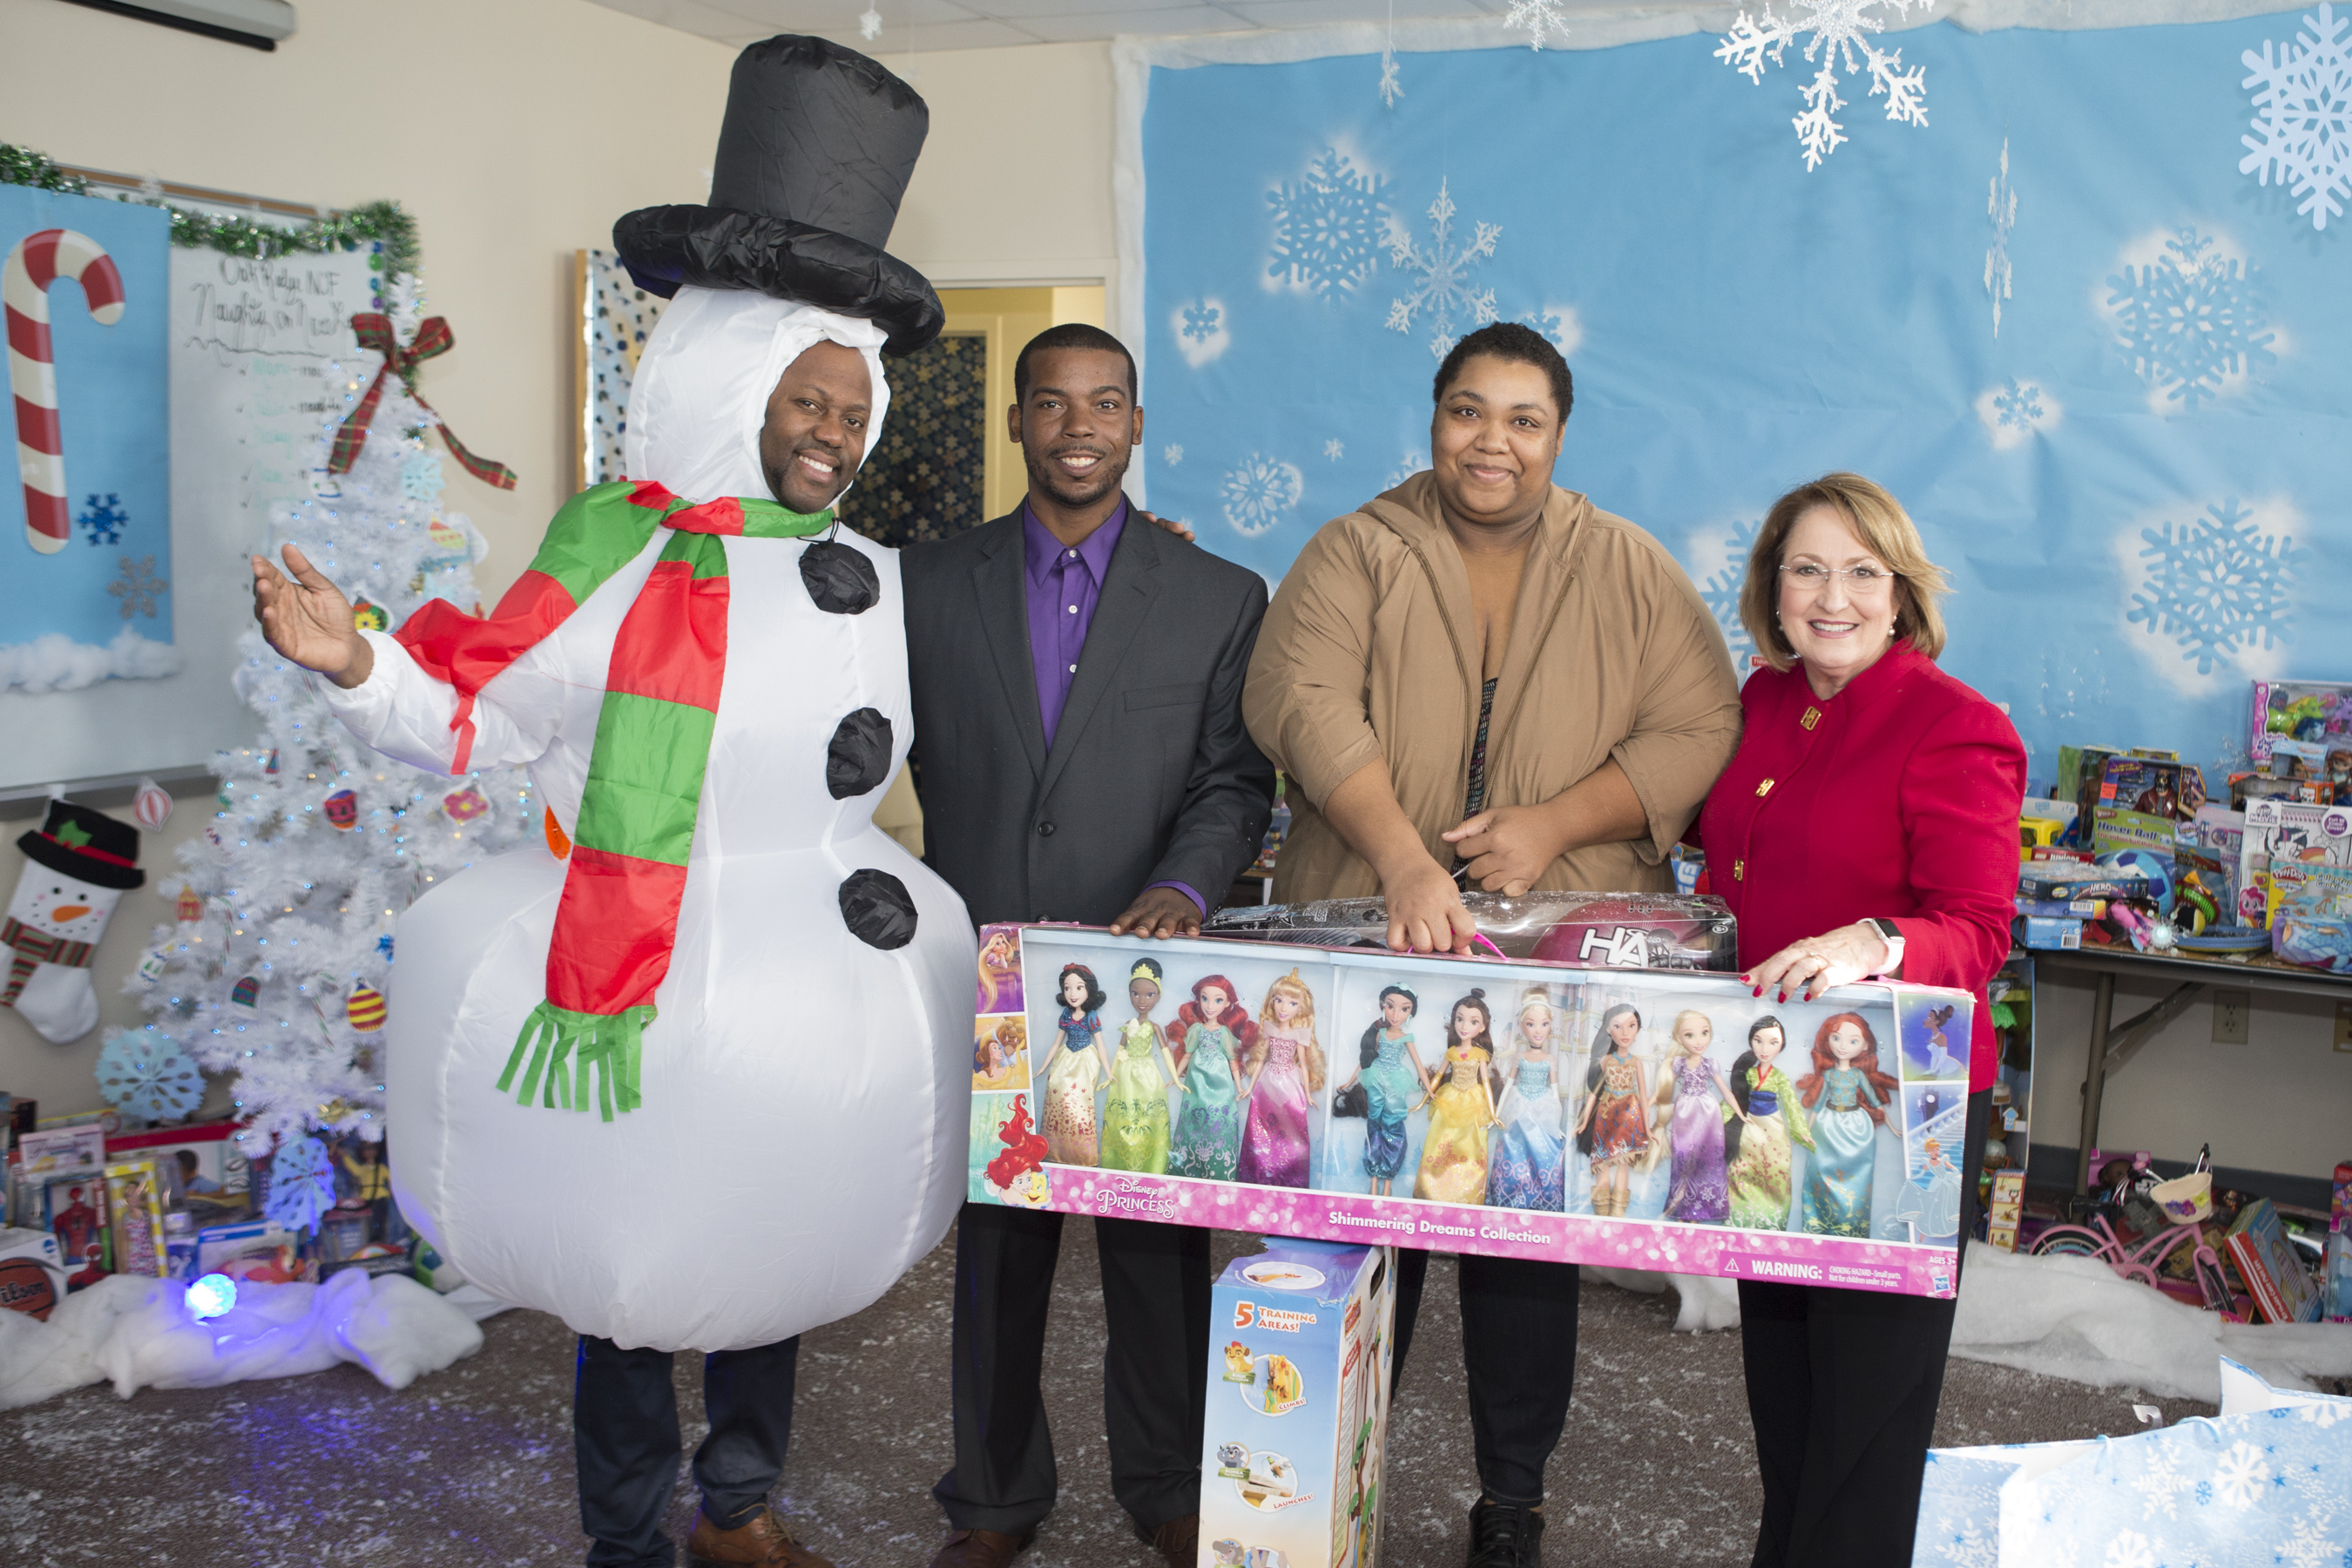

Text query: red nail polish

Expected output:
[1776,992,1788,1004]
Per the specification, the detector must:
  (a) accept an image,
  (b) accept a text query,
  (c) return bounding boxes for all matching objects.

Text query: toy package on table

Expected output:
[1204,889,1736,970]
[2250,679,2352,771]
[2239,800,2352,928]
[101,1161,168,1278]
[1200,1239,1395,1568]
[970,924,1974,1299]
[2265,862,2352,972]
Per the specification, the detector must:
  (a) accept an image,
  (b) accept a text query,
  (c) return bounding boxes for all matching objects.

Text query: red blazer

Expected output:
[1694,643,2024,1093]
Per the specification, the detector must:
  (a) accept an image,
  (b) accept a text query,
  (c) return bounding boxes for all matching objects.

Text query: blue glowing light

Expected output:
[186,1273,237,1320]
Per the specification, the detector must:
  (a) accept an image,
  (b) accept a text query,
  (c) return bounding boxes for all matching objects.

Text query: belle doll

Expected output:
[1413,990,1500,1206]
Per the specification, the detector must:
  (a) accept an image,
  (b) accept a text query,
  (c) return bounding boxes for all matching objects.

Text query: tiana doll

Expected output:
[1237,970,1326,1189]
[1796,1011,1900,1237]
[1414,990,1500,1205]
[1040,963,1113,1166]
[1100,956,1185,1173]
[1485,988,1567,1212]
[1168,974,1254,1179]
[1654,1010,1735,1224]
[1571,1003,1649,1217]
[1335,983,1430,1196]
[1723,1015,1813,1230]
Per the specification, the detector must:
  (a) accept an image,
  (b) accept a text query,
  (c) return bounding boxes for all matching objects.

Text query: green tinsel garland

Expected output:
[0,142,416,280]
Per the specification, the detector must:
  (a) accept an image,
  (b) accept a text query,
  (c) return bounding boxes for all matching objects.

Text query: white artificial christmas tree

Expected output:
[113,278,534,1220]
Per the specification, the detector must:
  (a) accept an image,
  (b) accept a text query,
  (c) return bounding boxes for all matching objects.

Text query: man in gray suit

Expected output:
[903,324,1274,1568]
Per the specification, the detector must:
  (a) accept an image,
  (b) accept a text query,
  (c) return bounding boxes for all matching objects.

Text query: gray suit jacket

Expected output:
[902,504,1275,929]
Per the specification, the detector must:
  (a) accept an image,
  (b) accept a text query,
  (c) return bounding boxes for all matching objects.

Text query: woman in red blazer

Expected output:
[1695,473,2024,1568]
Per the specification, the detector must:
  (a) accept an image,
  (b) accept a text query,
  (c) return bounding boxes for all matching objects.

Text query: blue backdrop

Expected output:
[1139,11,2350,788]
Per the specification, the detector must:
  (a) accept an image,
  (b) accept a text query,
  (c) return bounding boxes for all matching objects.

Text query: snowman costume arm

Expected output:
[320,628,567,777]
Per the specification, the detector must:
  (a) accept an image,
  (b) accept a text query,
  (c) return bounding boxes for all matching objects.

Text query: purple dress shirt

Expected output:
[1021,501,1204,916]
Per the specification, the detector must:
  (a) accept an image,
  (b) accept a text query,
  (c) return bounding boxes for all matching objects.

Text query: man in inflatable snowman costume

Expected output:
[253,38,971,1568]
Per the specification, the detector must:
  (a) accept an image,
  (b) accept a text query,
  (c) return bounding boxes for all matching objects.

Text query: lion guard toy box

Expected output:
[1200,1238,1396,1568]
[969,923,1972,1300]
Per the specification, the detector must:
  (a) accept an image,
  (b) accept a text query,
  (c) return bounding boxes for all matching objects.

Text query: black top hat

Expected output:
[17,801,143,892]
[613,37,944,357]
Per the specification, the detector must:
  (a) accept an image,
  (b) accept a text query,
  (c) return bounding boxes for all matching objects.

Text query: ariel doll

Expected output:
[1654,1010,1735,1224]
[1795,1011,1900,1237]
[1571,1003,1649,1217]
[1168,974,1255,1179]
[1236,969,1325,1189]
[1100,956,1185,1173]
[1485,987,1566,1212]
[1722,1015,1813,1230]
[1334,983,1430,1196]
[1040,963,1114,1166]
[1413,990,1500,1206]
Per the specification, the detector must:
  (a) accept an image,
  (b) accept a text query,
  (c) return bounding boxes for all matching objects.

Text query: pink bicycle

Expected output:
[2031,1152,2237,1316]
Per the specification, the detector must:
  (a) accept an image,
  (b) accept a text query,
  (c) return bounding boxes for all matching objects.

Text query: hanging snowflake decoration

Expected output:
[95,1029,206,1122]
[1379,47,1404,109]
[1322,439,1345,461]
[1268,149,1391,302]
[1694,518,1761,665]
[261,1132,337,1234]
[860,5,882,39]
[1386,179,1501,358]
[2105,227,2274,412]
[1220,453,1304,538]
[2240,3,2352,232]
[2128,498,2309,674]
[78,493,126,547]
[106,553,168,619]
[1985,138,2016,338]
[1504,0,1568,50]
[1716,0,1929,171]
[1163,444,1184,466]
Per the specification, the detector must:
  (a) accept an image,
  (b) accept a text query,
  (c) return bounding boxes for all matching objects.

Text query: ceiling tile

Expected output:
[1009,3,1258,40]
[960,0,1228,18]
[1221,0,1487,23]
[820,16,1051,46]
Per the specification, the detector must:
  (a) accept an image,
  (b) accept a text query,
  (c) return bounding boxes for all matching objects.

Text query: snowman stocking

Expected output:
[4,802,142,1045]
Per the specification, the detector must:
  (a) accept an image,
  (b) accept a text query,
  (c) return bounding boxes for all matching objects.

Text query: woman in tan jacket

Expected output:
[1241,321,1740,1568]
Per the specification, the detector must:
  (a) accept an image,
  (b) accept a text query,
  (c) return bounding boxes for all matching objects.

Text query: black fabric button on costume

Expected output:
[1035,821,1055,837]
[827,708,893,798]
[800,540,880,614]
[838,868,917,950]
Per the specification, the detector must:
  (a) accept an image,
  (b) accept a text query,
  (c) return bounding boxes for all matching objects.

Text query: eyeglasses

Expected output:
[1779,562,1896,593]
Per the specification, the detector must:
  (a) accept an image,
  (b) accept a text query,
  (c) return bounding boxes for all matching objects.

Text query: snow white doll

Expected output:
[1655,1010,1735,1224]
[1485,987,1567,1212]
[1571,1003,1649,1216]
[1168,974,1255,1179]
[1236,969,1325,1188]
[1796,1011,1900,1237]
[1041,963,1114,1166]
[1334,983,1430,1196]
[1101,956,1185,1173]
[1414,990,1500,1206]
[1723,1015,1813,1230]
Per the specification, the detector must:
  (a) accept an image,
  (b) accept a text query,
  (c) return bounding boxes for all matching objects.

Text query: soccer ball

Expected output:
[2096,848,2173,913]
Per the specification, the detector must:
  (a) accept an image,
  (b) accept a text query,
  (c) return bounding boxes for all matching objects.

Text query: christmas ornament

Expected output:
[231,975,260,1008]
[3,801,140,1043]
[345,983,386,1032]
[543,808,571,860]
[132,777,173,831]
[351,599,389,632]
[3,226,125,554]
[440,786,489,823]
[136,948,169,984]
[328,312,517,490]
[261,1133,335,1233]
[426,517,467,555]
[174,885,204,923]
[265,749,280,775]
[95,1029,206,1121]
[322,788,358,829]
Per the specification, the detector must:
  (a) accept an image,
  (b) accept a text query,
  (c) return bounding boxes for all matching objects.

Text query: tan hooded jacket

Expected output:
[1242,473,1743,901]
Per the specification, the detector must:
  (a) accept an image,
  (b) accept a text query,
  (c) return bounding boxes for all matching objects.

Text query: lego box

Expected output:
[969,925,1973,1299]
[1200,1239,1395,1568]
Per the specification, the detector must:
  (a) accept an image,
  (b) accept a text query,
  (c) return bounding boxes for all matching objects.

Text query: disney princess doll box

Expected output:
[968,924,1974,1300]
[1200,1238,1396,1568]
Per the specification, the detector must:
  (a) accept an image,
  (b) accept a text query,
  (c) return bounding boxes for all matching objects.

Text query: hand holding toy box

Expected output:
[969,923,1973,1300]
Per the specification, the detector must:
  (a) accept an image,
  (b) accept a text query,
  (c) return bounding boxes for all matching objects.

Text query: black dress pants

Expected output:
[574,1334,800,1568]
[1390,1249,1582,1506]
[1738,1085,1991,1568]
[933,1202,1211,1536]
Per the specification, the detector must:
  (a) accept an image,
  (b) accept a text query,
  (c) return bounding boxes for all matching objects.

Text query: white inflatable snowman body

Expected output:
[320,288,976,1352]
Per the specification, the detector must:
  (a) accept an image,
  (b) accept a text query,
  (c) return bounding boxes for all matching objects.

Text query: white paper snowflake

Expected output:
[1379,46,1403,109]
[1985,138,2016,337]
[1716,0,1929,170]
[263,1132,337,1235]
[1695,517,1761,664]
[1382,449,1427,489]
[107,553,168,619]
[2241,4,2352,232]
[859,5,882,40]
[1163,444,1185,467]
[2106,227,2274,412]
[2101,1531,2155,1568]
[2212,1440,2273,1508]
[1220,453,1304,537]
[1505,0,1568,50]
[1386,179,1501,358]
[2130,1448,2193,1520]
[2129,499,2308,674]
[1268,149,1390,302]
[95,1029,206,1122]
[1323,439,1345,461]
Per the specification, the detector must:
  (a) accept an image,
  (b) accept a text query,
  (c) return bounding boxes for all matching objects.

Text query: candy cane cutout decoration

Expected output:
[5,228,125,555]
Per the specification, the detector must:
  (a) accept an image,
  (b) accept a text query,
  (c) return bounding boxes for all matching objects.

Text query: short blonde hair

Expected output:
[1738,472,1950,672]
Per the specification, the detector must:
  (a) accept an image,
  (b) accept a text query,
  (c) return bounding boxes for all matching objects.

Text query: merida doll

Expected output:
[1723,1015,1813,1230]
[1655,1009,1735,1224]
[1571,1003,1649,1216]
[1414,990,1500,1206]
[1796,1011,1900,1237]
[1236,969,1325,1189]
[1168,973,1254,1179]
[1334,983,1429,1196]
[1100,956,1184,1173]
[1486,986,1567,1212]
[1041,963,1112,1166]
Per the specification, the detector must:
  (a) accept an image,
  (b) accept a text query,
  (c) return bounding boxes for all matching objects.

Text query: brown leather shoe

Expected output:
[1134,1513,1200,1568]
[686,1505,835,1568]
[927,1527,1033,1567]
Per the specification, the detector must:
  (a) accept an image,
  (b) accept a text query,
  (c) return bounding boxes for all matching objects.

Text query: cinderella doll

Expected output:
[1486,987,1567,1211]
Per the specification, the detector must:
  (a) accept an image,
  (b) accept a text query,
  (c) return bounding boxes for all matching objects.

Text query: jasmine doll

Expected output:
[1334,983,1429,1197]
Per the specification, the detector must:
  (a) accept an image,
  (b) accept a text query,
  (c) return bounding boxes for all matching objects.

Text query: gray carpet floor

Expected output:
[0,1223,2216,1567]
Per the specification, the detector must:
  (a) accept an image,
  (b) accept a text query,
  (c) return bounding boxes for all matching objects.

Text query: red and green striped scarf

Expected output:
[395,479,834,1119]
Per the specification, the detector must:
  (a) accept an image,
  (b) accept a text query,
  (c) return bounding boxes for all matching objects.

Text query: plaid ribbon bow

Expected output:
[327,313,518,490]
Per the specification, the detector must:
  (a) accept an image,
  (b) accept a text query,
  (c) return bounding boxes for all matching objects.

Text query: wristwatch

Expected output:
[1862,917,1905,977]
